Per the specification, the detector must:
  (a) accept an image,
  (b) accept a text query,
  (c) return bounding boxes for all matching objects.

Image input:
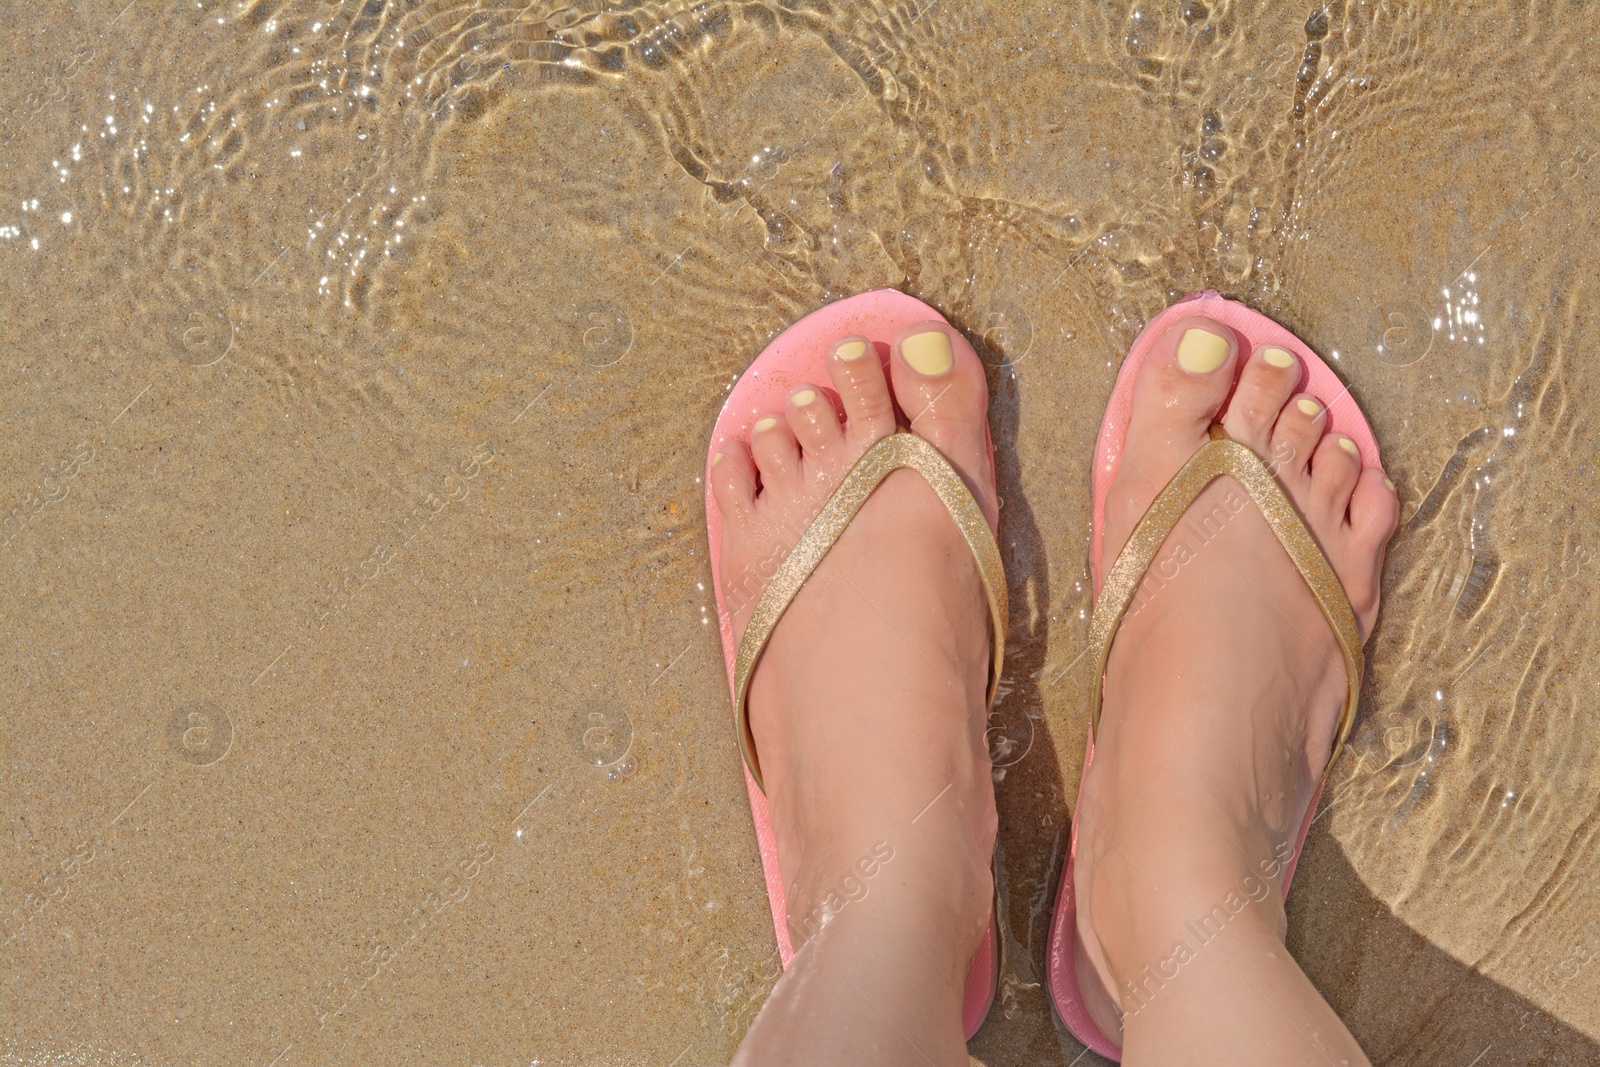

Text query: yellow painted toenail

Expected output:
[1296,398,1322,417]
[753,416,779,433]
[791,388,816,406]
[711,452,725,467]
[1262,346,1296,368]
[1176,327,1231,373]
[902,330,953,376]
[836,340,869,361]
[1384,475,1396,492]
[1338,437,1360,456]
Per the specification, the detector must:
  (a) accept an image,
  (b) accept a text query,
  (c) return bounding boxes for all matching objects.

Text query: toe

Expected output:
[1350,468,1400,549]
[1102,315,1241,563]
[1128,316,1240,457]
[785,384,843,457]
[1310,433,1363,521]
[826,335,898,446]
[889,321,997,524]
[1270,393,1326,482]
[710,439,758,520]
[1222,345,1302,457]
[750,414,801,489]
[1345,469,1399,630]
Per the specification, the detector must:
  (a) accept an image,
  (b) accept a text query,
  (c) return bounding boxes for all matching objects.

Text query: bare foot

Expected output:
[1071,317,1399,1047]
[714,323,997,1064]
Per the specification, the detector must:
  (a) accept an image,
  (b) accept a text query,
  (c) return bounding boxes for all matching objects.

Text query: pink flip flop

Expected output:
[705,289,1001,1040]
[1046,290,1382,1058]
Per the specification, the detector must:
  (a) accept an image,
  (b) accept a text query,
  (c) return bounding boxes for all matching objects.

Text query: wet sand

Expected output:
[2,2,1598,1064]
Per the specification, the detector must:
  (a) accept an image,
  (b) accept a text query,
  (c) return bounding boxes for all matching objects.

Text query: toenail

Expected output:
[901,329,953,376]
[1176,327,1231,373]
[1384,475,1396,492]
[711,452,725,467]
[754,416,779,433]
[1338,437,1360,457]
[1296,397,1322,417]
[791,388,816,406]
[835,340,869,361]
[1262,346,1296,369]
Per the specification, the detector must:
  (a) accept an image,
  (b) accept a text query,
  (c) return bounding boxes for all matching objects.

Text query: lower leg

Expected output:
[1093,812,1370,1067]
[731,811,987,1067]
[1123,920,1369,1067]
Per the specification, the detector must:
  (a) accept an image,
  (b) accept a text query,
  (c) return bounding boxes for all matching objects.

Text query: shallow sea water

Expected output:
[3,1,1598,1064]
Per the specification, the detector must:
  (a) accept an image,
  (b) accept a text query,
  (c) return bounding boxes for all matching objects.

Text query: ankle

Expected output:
[1083,830,1295,1000]
[787,824,993,961]
[1113,906,1290,1034]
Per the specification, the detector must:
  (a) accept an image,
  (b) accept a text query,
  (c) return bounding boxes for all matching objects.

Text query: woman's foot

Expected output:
[713,323,997,1065]
[1071,316,1399,1053]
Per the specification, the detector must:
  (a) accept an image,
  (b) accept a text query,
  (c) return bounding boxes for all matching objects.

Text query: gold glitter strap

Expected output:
[1088,426,1364,777]
[733,432,1008,793]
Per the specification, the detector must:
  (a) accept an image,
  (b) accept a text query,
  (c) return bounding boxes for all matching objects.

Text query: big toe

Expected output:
[1106,317,1240,539]
[1128,316,1240,453]
[889,322,997,526]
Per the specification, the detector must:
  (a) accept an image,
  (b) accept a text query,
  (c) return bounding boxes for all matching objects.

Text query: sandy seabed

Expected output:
[3,2,1598,1064]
